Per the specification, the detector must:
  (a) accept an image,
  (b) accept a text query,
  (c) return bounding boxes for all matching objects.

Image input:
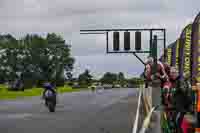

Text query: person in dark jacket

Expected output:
[172,77,193,133]
[42,82,56,99]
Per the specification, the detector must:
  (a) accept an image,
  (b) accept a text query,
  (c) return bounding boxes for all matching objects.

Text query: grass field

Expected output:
[0,85,81,100]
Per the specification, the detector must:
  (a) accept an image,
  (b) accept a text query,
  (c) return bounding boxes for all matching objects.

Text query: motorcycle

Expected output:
[44,90,57,112]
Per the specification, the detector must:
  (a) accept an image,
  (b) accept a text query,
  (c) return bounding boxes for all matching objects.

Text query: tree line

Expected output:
[0,33,74,90]
[74,69,144,88]
[0,33,143,90]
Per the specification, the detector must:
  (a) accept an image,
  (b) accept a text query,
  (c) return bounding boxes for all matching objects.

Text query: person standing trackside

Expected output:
[144,56,168,83]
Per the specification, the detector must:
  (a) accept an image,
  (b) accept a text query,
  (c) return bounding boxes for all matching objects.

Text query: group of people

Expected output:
[144,56,193,133]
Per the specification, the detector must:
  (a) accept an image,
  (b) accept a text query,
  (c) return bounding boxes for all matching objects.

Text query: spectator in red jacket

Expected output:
[144,56,168,82]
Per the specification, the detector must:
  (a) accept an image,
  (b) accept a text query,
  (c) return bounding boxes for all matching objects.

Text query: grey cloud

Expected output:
[0,0,199,77]
[0,0,199,19]
[2,0,195,20]
[0,0,168,18]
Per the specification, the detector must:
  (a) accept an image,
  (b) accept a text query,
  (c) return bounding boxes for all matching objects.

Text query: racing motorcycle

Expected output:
[43,89,57,112]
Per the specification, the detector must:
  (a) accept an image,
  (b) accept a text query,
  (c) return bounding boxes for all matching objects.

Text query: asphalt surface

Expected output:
[0,88,138,133]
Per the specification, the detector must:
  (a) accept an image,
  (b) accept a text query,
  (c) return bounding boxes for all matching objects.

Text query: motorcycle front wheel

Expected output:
[47,100,55,112]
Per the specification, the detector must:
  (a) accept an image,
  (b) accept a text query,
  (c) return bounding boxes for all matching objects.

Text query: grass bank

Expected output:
[0,85,81,100]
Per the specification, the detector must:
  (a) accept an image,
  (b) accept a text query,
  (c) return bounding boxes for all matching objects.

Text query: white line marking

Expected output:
[0,113,32,119]
[132,89,142,133]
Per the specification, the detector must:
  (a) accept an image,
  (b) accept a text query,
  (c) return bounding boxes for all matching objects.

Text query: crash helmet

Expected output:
[43,82,52,90]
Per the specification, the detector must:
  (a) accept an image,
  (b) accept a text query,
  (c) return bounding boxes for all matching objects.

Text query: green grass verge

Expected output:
[0,85,81,100]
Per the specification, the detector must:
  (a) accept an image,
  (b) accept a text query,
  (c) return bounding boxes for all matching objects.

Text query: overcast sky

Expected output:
[0,0,199,78]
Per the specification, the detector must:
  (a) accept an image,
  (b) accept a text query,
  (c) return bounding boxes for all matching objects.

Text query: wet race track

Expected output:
[0,88,138,133]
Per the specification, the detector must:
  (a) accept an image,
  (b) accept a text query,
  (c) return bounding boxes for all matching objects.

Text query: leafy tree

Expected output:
[100,72,118,84]
[78,69,93,86]
[0,33,75,89]
[117,72,127,86]
[118,72,124,80]
[46,33,74,85]
[127,77,144,88]
[0,35,19,83]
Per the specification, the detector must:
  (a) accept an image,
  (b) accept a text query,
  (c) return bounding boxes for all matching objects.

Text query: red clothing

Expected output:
[144,64,152,81]
[163,78,177,89]
[144,61,167,81]
[181,118,191,133]
[163,63,170,76]
[163,81,172,89]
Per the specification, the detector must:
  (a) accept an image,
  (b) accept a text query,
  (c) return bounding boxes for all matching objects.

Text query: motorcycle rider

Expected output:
[43,82,56,95]
[42,82,57,105]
